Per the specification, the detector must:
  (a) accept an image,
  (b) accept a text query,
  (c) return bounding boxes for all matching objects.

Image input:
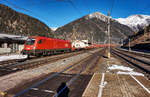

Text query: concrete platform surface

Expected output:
[83,73,150,97]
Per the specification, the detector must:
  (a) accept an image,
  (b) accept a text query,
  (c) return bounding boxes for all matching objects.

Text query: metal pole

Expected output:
[92,33,94,44]
[121,39,123,46]
[129,38,131,51]
[108,10,111,58]
[144,26,146,42]
[72,26,76,42]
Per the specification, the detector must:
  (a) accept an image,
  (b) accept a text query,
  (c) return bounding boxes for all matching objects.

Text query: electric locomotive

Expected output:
[22,36,72,56]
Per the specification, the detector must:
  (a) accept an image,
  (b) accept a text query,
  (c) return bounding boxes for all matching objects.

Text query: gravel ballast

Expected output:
[0,49,101,92]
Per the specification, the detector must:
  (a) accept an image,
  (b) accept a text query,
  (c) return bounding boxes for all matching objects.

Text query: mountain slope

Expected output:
[116,15,150,32]
[123,24,150,47]
[0,4,53,37]
[55,12,133,43]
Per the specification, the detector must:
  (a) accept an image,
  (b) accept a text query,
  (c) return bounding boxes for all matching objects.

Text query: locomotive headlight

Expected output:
[33,46,36,49]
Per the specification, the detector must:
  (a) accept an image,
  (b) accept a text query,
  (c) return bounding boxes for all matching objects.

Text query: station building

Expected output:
[0,34,27,54]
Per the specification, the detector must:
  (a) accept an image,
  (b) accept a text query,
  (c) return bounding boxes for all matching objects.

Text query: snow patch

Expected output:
[0,54,27,61]
[108,65,133,71]
[117,71,144,76]
[51,27,58,31]
[86,12,108,22]
[108,65,144,76]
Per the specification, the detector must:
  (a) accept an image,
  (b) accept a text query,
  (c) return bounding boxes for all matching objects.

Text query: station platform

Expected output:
[82,54,150,97]
[82,73,150,97]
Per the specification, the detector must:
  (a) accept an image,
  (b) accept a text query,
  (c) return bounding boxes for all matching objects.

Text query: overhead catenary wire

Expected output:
[1,0,52,27]
[136,0,150,14]
[110,0,115,16]
[11,1,117,96]
[57,0,82,15]
[2,0,35,15]
[67,0,82,15]
[81,0,91,14]
[65,0,116,43]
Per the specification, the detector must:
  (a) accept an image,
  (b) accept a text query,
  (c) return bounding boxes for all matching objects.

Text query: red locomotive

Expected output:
[22,36,72,56]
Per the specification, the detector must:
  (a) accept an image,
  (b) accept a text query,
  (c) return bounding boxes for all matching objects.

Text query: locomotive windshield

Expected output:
[26,38,36,45]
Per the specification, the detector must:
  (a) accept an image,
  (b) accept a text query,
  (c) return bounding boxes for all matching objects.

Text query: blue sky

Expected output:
[0,0,150,28]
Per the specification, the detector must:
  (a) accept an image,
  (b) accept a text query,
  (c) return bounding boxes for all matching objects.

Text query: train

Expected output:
[22,36,117,57]
[22,36,91,57]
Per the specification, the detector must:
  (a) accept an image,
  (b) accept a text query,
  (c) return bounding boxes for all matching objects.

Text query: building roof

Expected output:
[0,33,28,44]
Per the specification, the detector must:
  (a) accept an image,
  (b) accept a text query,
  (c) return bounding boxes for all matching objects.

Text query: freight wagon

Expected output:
[72,40,89,50]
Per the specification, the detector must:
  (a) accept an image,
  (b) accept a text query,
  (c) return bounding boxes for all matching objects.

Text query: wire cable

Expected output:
[110,0,115,16]
[2,0,52,26]
[67,0,82,15]
[57,0,82,15]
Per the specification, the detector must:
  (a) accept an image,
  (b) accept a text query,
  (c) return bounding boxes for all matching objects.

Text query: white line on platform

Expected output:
[43,90,55,93]
[130,75,150,94]
[31,88,55,93]
[31,88,39,90]
[98,73,105,97]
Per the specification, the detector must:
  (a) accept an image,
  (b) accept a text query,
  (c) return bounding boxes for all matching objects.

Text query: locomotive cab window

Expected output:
[26,38,35,45]
[38,39,42,44]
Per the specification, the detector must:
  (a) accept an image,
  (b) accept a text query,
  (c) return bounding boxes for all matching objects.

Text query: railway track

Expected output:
[0,59,25,67]
[0,55,39,69]
[111,48,150,78]
[117,48,150,59]
[3,48,150,97]
[8,49,105,97]
[0,49,97,77]
[0,59,28,76]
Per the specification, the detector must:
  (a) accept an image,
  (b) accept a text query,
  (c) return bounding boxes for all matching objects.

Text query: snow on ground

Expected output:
[117,71,144,76]
[0,54,27,61]
[108,65,144,76]
[108,65,133,71]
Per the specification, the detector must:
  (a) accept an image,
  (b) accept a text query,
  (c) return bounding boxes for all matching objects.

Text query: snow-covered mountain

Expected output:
[116,15,150,32]
[51,27,58,31]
